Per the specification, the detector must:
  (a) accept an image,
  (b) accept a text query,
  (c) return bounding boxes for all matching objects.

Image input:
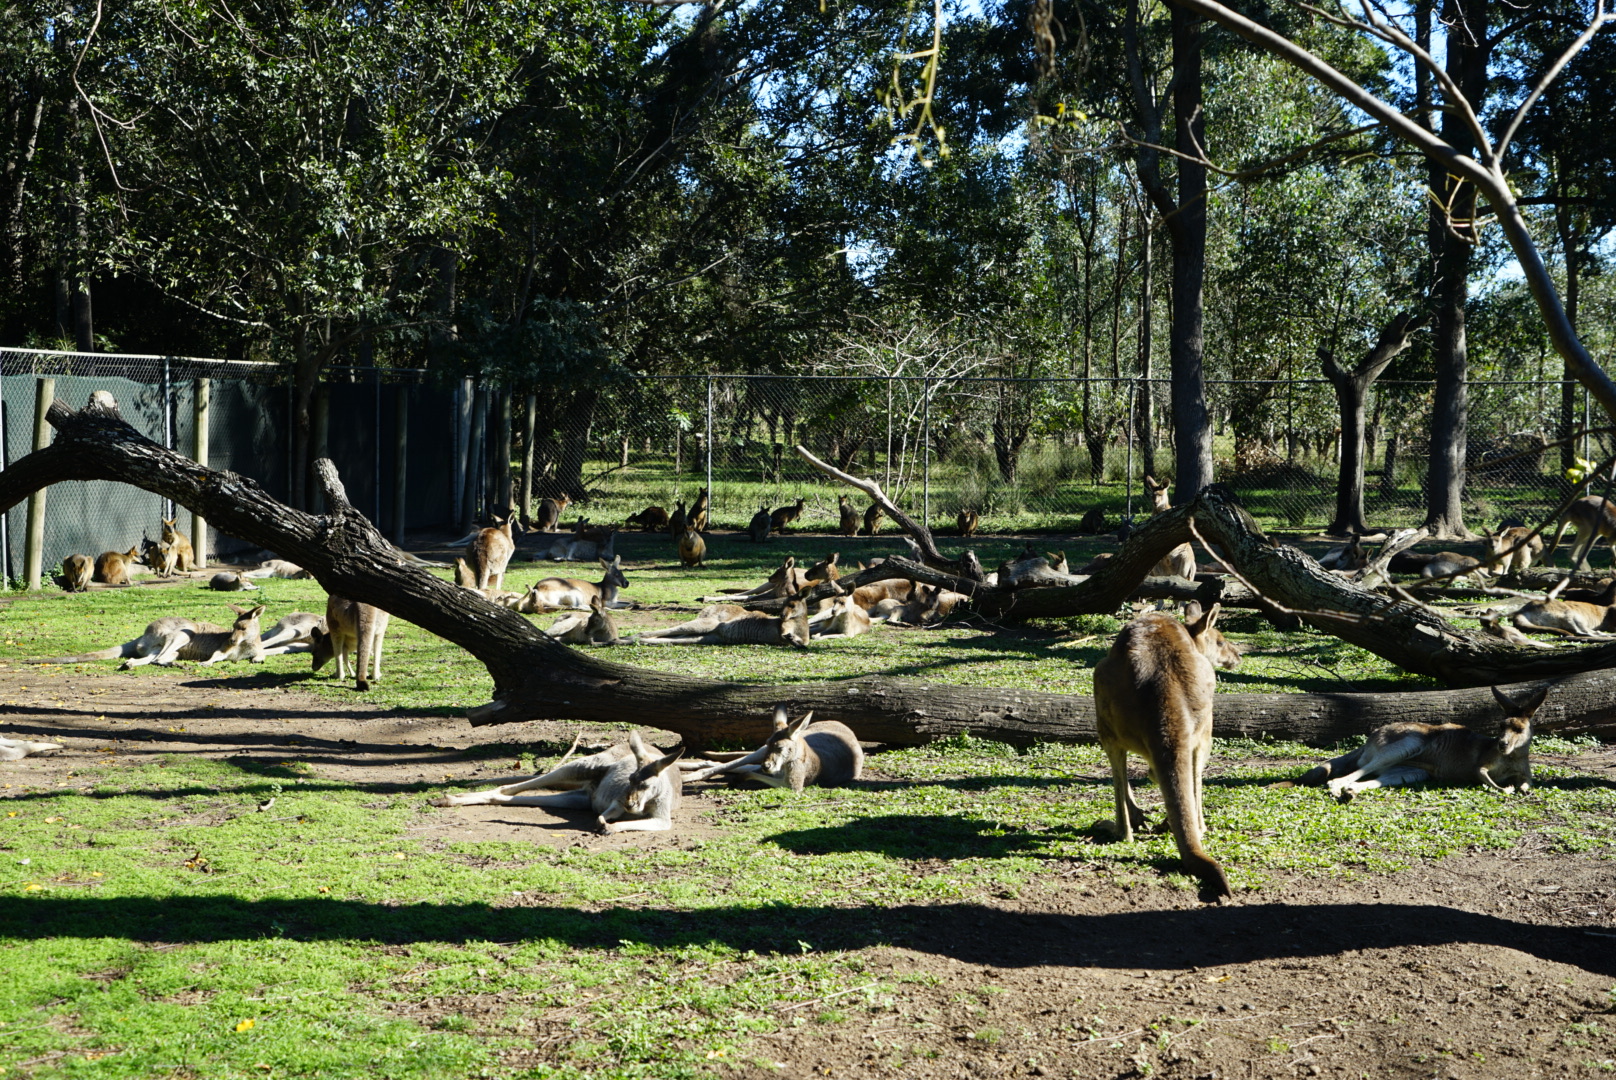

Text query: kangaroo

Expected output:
[1481,526,1543,575]
[161,518,196,572]
[1318,537,1366,572]
[544,594,620,645]
[667,501,688,536]
[311,595,390,692]
[687,707,863,792]
[453,556,478,589]
[1547,495,1616,570]
[748,504,772,543]
[770,498,805,534]
[534,494,571,533]
[60,553,92,592]
[810,593,873,639]
[1077,507,1107,535]
[637,597,812,648]
[548,524,617,563]
[689,488,711,532]
[804,552,841,584]
[1143,475,1197,580]
[999,547,1071,589]
[957,508,980,537]
[1510,587,1616,637]
[35,604,266,669]
[627,505,669,532]
[242,559,311,580]
[142,535,178,576]
[208,572,259,591]
[466,515,516,591]
[861,503,884,536]
[524,556,630,611]
[838,495,859,537]
[704,556,810,603]
[851,577,913,611]
[0,736,64,761]
[678,525,706,568]
[1293,685,1547,800]
[435,731,684,833]
[1551,577,1616,606]
[93,546,141,586]
[259,612,325,655]
[1420,550,1488,586]
[1478,613,1555,649]
[1093,603,1233,902]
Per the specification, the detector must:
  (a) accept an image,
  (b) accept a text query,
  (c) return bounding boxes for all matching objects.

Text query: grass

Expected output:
[0,540,1611,1076]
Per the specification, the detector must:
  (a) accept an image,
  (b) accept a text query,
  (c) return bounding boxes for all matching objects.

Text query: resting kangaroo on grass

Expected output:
[435,731,684,834]
[636,597,812,648]
[1093,601,1233,902]
[685,706,863,791]
[35,605,266,669]
[1289,685,1548,801]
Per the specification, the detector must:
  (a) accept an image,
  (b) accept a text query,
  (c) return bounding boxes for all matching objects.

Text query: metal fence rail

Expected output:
[0,347,1591,585]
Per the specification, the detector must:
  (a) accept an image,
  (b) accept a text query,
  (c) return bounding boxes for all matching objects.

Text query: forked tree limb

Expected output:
[793,444,968,573]
[3,394,1613,751]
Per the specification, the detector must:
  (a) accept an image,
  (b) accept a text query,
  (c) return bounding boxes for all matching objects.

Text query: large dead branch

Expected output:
[793,445,974,575]
[3,394,1613,752]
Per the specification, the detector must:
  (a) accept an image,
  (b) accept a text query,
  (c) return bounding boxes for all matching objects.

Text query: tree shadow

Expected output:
[765,813,1102,861]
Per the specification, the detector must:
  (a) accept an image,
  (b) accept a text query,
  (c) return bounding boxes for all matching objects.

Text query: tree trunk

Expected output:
[519,391,538,527]
[1322,314,1426,536]
[1168,4,1213,501]
[7,394,1615,755]
[1138,215,1157,480]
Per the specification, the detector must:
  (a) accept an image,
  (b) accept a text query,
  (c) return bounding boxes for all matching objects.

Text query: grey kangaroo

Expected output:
[685,706,863,792]
[36,605,266,669]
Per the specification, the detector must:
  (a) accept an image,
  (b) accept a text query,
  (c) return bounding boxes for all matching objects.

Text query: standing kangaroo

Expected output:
[861,503,884,536]
[838,495,859,537]
[748,505,772,543]
[1093,603,1233,901]
[467,516,516,591]
[1292,685,1547,800]
[677,525,706,568]
[1143,476,1197,580]
[311,595,390,692]
[1547,495,1616,570]
[435,731,684,833]
[35,604,266,669]
[689,488,711,532]
[667,501,688,536]
[686,707,863,791]
[534,494,571,533]
[957,508,980,537]
[161,518,196,572]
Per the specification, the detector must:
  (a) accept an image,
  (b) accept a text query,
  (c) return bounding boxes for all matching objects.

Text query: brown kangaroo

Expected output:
[94,546,141,586]
[686,706,863,791]
[535,494,571,533]
[1143,476,1197,579]
[667,501,688,536]
[466,516,516,591]
[748,504,772,543]
[311,595,390,692]
[770,498,806,534]
[60,553,93,592]
[677,525,706,568]
[689,488,711,532]
[1093,603,1233,901]
[161,518,196,572]
[838,495,859,537]
[627,505,669,532]
[956,508,980,537]
[1547,495,1616,570]
[861,503,884,536]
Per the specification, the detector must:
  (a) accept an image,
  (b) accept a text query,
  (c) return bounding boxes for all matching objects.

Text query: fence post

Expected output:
[24,377,53,590]
[922,376,931,527]
[1584,387,1592,463]
[1126,380,1137,522]
[373,367,383,526]
[191,377,209,569]
[705,376,714,511]
[161,356,175,520]
[885,377,893,490]
[393,386,409,544]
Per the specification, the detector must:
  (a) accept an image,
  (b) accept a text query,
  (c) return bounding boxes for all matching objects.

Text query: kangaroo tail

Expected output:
[1157,752,1232,902]
[30,641,137,664]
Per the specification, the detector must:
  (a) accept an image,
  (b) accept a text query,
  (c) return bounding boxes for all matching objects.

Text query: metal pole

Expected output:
[922,376,931,527]
[0,394,9,585]
[885,377,893,490]
[191,377,209,569]
[24,377,53,590]
[1126,379,1137,522]
[161,357,175,519]
[1584,387,1592,462]
[705,376,714,512]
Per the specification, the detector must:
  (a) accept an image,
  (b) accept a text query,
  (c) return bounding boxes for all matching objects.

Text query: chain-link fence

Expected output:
[2,348,1591,584]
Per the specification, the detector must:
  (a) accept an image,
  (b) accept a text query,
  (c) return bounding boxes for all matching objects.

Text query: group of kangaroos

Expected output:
[38,480,1596,900]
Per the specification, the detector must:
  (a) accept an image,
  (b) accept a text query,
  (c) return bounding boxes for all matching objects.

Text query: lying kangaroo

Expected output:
[1547,495,1616,570]
[805,552,841,584]
[999,547,1071,589]
[0,736,64,761]
[1293,685,1547,800]
[626,505,669,532]
[762,494,801,533]
[259,612,325,655]
[544,595,619,645]
[1420,550,1488,586]
[748,505,772,543]
[60,553,92,592]
[1318,537,1366,572]
[435,731,684,833]
[810,594,873,639]
[36,604,266,669]
[957,508,980,537]
[208,572,258,591]
[637,597,811,648]
[686,706,863,791]
[162,518,196,572]
[242,559,311,580]
[677,525,706,568]
[467,516,516,591]
[703,556,810,603]
[311,595,390,692]
[94,546,141,586]
[1510,586,1616,637]
[838,495,859,537]
[548,524,617,563]
[1143,476,1197,579]
[524,556,630,612]
[534,494,571,533]
[1486,526,1544,574]
[861,503,884,536]
[1093,602,1233,901]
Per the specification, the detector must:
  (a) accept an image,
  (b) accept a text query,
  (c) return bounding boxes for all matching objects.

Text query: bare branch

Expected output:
[1495,0,1616,162]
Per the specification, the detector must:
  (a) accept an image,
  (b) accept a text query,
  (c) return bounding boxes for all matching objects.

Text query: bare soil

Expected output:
[2,664,1614,1079]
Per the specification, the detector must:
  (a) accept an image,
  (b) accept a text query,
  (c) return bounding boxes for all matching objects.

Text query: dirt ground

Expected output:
[2,664,1614,1079]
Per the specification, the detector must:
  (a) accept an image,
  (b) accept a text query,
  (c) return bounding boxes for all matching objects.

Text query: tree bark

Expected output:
[1168,3,1214,501]
[6,394,1615,754]
[1321,314,1427,536]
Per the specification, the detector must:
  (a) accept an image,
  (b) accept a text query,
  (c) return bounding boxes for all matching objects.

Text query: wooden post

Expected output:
[191,377,209,569]
[519,391,536,527]
[23,377,53,590]
[392,386,408,544]
[311,386,330,514]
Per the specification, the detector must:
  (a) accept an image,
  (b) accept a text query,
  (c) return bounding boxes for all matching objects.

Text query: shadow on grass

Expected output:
[2,894,1610,977]
[765,813,1099,860]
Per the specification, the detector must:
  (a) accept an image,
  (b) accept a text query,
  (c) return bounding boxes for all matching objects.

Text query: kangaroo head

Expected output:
[1488,685,1549,791]
[310,621,335,671]
[1144,475,1170,512]
[624,745,684,814]
[601,555,628,589]
[763,708,814,773]
[1185,601,1242,670]
[1046,551,1067,573]
[779,598,811,649]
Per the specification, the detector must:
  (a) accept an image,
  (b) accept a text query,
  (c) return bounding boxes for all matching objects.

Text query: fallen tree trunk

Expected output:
[1,393,1612,752]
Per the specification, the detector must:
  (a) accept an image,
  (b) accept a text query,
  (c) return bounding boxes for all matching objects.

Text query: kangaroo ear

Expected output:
[787,711,814,736]
[1187,602,1221,635]
[1493,683,1550,722]
[1183,600,1204,624]
[772,705,790,730]
[644,746,685,777]
[246,605,265,619]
